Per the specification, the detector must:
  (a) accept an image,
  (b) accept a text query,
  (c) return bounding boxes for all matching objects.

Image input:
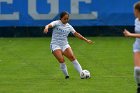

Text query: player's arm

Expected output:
[123,29,140,38]
[73,32,93,44]
[44,24,53,34]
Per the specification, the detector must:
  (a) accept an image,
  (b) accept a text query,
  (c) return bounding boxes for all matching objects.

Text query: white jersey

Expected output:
[49,20,76,46]
[133,18,140,52]
[135,18,140,42]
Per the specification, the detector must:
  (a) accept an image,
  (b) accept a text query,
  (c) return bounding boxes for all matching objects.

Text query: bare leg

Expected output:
[134,52,140,67]
[63,48,82,74]
[52,49,69,78]
[134,52,140,92]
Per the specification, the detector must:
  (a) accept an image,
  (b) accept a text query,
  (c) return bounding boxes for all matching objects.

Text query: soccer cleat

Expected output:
[65,76,69,79]
[137,87,140,93]
[137,84,140,93]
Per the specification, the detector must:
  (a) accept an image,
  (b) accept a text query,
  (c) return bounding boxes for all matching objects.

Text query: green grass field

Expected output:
[0,37,136,93]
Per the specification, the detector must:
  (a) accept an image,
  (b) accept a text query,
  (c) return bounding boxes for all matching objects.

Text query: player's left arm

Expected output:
[73,32,93,44]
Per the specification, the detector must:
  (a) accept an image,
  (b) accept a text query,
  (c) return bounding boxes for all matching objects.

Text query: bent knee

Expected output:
[58,58,65,63]
[68,55,76,61]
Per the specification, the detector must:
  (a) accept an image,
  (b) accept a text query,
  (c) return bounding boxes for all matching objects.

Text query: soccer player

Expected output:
[123,2,140,93]
[44,11,93,79]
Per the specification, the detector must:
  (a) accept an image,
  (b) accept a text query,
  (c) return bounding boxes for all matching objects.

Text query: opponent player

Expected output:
[123,2,140,93]
[44,11,93,79]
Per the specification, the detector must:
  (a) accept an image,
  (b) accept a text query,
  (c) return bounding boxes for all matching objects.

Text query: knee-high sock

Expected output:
[72,59,82,74]
[60,63,69,76]
[134,67,140,84]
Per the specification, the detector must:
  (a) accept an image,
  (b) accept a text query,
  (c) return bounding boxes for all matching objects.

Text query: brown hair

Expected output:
[134,1,140,12]
[60,11,69,19]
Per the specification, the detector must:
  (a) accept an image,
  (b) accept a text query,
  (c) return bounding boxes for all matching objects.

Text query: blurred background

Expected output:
[0,0,138,37]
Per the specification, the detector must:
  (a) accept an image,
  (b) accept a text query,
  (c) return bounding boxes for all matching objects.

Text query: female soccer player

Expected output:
[44,11,93,79]
[123,2,140,93]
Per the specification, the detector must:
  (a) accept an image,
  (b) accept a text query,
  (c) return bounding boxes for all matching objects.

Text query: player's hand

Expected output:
[123,29,132,37]
[44,28,48,34]
[86,39,94,44]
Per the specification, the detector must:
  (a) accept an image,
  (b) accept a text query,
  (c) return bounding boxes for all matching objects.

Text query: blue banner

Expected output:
[0,0,138,26]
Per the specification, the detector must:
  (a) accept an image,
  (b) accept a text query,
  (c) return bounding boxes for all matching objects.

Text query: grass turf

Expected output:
[0,37,136,93]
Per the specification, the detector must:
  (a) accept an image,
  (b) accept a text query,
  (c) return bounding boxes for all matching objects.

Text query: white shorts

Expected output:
[133,41,140,52]
[50,44,71,52]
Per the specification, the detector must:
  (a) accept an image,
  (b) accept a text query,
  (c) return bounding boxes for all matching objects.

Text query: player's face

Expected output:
[61,14,69,24]
[134,9,140,18]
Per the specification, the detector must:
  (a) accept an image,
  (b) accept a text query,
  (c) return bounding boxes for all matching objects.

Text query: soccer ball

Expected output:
[80,70,90,79]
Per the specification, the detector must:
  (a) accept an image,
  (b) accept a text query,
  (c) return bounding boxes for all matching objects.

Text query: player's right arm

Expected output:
[44,24,53,34]
[123,29,140,38]
[44,20,58,34]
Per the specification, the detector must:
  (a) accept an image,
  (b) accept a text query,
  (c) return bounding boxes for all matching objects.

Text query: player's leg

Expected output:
[53,49,64,63]
[52,49,69,79]
[134,52,140,93]
[63,46,82,74]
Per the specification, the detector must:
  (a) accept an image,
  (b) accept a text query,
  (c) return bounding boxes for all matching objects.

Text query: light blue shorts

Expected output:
[133,41,140,52]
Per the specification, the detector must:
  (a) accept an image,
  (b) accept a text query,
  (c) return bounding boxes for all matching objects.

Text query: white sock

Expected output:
[60,63,69,76]
[134,67,140,84]
[72,59,82,74]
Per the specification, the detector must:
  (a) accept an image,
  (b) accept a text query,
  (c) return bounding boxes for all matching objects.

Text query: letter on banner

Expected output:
[28,0,58,20]
[0,0,19,20]
[70,0,98,20]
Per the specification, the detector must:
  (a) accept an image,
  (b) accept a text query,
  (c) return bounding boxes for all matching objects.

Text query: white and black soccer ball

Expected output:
[80,70,90,79]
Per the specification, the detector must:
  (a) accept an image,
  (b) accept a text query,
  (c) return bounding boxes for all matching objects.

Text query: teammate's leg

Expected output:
[53,49,69,79]
[134,52,140,93]
[63,47,82,74]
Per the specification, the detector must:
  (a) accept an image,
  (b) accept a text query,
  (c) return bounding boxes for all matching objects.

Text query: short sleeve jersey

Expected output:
[135,18,140,42]
[49,20,76,46]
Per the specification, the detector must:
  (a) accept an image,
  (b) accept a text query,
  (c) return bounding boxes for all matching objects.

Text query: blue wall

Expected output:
[0,0,138,26]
